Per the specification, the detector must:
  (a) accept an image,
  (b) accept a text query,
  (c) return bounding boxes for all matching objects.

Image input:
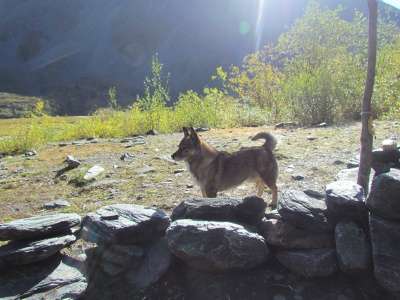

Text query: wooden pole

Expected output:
[357,0,378,194]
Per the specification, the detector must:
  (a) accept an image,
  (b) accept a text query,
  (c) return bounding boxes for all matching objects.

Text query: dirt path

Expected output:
[0,121,398,222]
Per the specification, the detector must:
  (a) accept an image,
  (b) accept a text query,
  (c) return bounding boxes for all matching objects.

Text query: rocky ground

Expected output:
[0,121,399,223]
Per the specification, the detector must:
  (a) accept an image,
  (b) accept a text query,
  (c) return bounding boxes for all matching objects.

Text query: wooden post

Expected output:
[357,0,378,194]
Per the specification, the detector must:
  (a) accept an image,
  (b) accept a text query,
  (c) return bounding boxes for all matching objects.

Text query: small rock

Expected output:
[292,174,305,181]
[120,153,134,161]
[44,199,71,210]
[156,155,178,165]
[335,221,370,274]
[260,218,333,249]
[64,155,81,169]
[83,165,105,181]
[174,168,185,174]
[278,190,332,233]
[346,160,359,169]
[316,122,328,128]
[0,213,81,241]
[58,142,69,147]
[125,137,146,147]
[367,169,400,220]
[24,150,37,157]
[166,219,269,272]
[0,235,76,267]
[307,136,317,141]
[371,148,400,175]
[265,209,281,220]
[276,248,337,278]
[333,160,344,165]
[275,122,297,129]
[186,184,194,188]
[146,129,158,135]
[194,127,210,132]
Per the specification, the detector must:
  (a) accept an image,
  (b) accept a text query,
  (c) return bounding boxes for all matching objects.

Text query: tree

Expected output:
[357,0,378,193]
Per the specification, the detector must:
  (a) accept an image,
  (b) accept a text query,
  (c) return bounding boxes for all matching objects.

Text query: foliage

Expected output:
[107,87,118,110]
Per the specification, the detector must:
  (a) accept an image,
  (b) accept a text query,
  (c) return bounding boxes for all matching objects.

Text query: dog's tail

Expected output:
[251,132,277,151]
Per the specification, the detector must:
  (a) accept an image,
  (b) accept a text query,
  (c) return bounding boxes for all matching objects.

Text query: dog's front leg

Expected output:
[204,184,217,198]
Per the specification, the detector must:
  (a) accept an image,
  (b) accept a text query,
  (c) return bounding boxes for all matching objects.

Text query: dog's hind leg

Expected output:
[255,178,265,197]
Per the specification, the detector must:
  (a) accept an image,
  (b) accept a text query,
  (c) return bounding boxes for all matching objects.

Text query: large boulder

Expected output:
[259,218,333,249]
[171,196,266,225]
[369,215,400,293]
[0,235,76,268]
[166,219,269,272]
[325,180,368,225]
[336,167,375,186]
[0,256,87,299]
[98,244,144,276]
[367,169,400,221]
[81,204,170,245]
[278,190,332,233]
[335,221,371,274]
[276,248,338,278]
[0,213,81,241]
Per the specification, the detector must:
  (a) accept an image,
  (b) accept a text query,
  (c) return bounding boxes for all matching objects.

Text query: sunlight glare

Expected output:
[255,0,265,52]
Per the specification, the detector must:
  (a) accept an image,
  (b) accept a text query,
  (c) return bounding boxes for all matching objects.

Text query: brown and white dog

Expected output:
[171,127,278,207]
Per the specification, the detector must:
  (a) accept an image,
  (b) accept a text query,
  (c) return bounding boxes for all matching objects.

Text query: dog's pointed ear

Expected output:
[189,127,200,145]
[182,127,189,137]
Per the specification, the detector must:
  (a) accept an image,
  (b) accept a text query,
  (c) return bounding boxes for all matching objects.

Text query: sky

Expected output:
[381,0,400,9]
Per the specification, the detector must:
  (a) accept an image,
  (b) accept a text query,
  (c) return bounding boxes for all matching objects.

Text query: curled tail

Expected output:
[251,132,277,151]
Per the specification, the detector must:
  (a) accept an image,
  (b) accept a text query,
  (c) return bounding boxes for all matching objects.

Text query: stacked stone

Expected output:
[167,196,269,272]
[261,190,337,278]
[367,168,400,296]
[80,204,171,298]
[0,213,86,299]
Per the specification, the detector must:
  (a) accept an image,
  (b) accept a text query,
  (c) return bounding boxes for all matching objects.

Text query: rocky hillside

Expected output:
[0,0,367,115]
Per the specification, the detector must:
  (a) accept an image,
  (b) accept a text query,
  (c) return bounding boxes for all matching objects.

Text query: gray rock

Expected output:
[43,199,71,210]
[346,160,359,169]
[260,219,333,249]
[155,155,178,165]
[303,189,325,199]
[171,196,266,226]
[135,165,156,175]
[292,174,305,181]
[367,169,400,221]
[276,249,337,278]
[335,221,370,274]
[166,219,269,272]
[265,209,282,220]
[0,235,76,267]
[194,127,210,132]
[125,238,172,289]
[369,215,400,293]
[275,122,297,129]
[81,204,170,245]
[146,129,158,136]
[325,180,367,224]
[174,168,185,174]
[99,244,144,276]
[83,165,105,181]
[382,139,397,152]
[371,149,400,175]
[278,190,332,233]
[120,153,134,161]
[125,138,146,148]
[25,150,37,157]
[64,155,81,169]
[316,122,328,128]
[0,256,87,299]
[0,213,81,241]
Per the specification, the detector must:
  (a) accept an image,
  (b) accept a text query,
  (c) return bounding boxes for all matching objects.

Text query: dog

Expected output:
[171,127,278,207]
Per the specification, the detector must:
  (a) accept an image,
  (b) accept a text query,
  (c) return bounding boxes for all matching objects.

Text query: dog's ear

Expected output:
[189,127,200,145]
[182,127,189,137]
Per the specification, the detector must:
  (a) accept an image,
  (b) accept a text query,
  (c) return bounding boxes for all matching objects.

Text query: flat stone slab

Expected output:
[276,248,338,278]
[0,213,81,241]
[369,215,400,293]
[81,204,170,245]
[0,256,86,300]
[367,169,400,221]
[166,219,269,272]
[278,190,332,233]
[171,196,266,225]
[83,165,105,181]
[0,235,76,267]
[335,221,370,274]
[325,180,367,224]
[260,218,333,249]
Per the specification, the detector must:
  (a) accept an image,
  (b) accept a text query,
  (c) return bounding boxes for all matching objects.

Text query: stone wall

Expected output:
[0,166,399,299]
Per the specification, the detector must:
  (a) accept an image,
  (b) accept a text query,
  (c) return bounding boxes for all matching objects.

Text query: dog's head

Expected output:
[171,127,201,161]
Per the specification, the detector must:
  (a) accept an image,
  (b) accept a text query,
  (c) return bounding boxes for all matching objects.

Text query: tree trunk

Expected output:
[357,0,378,194]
